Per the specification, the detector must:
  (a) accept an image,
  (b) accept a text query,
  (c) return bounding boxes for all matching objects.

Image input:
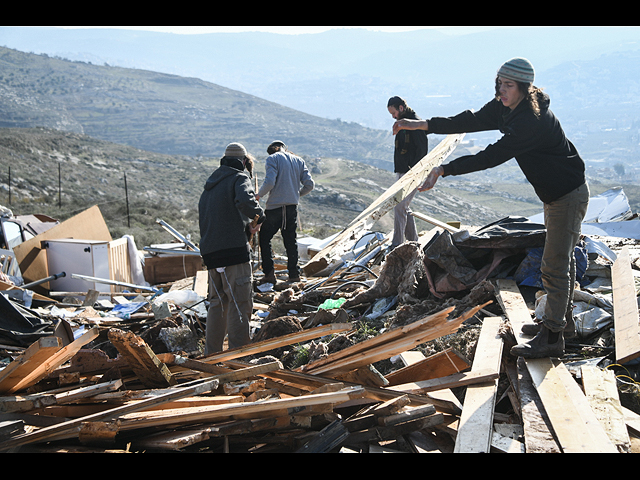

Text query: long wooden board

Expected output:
[302,133,465,276]
[612,246,640,364]
[454,317,503,453]
[495,279,618,453]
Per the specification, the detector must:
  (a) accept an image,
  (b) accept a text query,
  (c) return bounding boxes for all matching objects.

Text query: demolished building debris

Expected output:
[0,139,639,452]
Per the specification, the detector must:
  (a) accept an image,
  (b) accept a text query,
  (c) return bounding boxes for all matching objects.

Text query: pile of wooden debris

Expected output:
[1,134,640,452]
[0,233,639,453]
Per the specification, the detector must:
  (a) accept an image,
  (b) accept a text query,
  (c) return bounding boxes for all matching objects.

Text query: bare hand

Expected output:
[392,118,428,135]
[418,167,443,192]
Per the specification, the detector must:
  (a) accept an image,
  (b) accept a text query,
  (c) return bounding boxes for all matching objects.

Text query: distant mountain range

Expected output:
[0,45,396,170]
[3,26,640,134]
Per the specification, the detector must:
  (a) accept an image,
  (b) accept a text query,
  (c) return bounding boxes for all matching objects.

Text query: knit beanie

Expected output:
[497,58,535,84]
[224,142,247,159]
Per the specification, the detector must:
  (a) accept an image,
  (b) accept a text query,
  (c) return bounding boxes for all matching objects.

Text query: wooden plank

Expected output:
[299,307,455,375]
[0,337,62,394]
[410,211,461,234]
[200,322,353,365]
[108,328,176,388]
[454,317,503,453]
[495,279,619,453]
[526,358,618,453]
[2,327,99,394]
[385,347,470,386]
[612,246,640,364]
[0,376,221,451]
[107,237,132,293]
[302,303,487,378]
[581,365,630,453]
[388,369,500,396]
[302,133,464,277]
[516,357,561,453]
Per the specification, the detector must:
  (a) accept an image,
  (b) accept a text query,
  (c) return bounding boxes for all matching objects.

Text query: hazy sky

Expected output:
[40,26,460,35]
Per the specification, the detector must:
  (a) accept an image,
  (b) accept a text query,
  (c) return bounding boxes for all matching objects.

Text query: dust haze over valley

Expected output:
[1,25,639,246]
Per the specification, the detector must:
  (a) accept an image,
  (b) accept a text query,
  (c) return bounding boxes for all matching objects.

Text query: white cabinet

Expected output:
[44,239,111,293]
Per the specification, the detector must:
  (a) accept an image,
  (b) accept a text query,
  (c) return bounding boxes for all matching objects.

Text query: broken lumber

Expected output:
[302,133,465,277]
[0,337,62,394]
[200,322,353,365]
[108,328,177,388]
[495,279,619,453]
[581,364,630,453]
[385,347,470,386]
[0,376,221,451]
[300,303,488,377]
[453,316,503,453]
[0,327,99,394]
[612,246,640,364]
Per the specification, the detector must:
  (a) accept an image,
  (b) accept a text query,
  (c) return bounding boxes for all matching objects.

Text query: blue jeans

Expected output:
[540,183,590,332]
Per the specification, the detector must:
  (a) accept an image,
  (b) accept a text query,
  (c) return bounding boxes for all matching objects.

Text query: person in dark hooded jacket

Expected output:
[387,96,428,250]
[393,58,589,360]
[199,142,265,354]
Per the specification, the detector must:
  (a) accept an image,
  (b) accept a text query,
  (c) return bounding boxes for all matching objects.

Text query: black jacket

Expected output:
[429,92,585,204]
[394,110,428,174]
[198,158,264,269]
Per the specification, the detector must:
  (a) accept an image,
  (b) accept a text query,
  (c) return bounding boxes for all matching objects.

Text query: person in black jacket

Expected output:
[392,58,589,359]
[199,142,265,354]
[387,96,428,249]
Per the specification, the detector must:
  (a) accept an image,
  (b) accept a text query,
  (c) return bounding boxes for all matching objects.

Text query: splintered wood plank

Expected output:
[454,317,503,453]
[526,358,618,453]
[302,133,465,277]
[108,328,176,388]
[612,246,640,364]
[494,279,533,341]
[201,323,353,365]
[1,327,100,394]
[302,303,488,378]
[495,279,618,453]
[516,357,561,453]
[581,365,630,453]
[0,337,62,394]
[0,377,220,451]
[385,348,470,386]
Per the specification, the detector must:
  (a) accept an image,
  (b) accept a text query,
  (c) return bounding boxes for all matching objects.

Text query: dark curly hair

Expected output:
[494,76,544,117]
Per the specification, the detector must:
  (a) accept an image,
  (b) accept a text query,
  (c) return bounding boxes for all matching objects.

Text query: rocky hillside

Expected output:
[0,127,539,250]
[0,46,393,171]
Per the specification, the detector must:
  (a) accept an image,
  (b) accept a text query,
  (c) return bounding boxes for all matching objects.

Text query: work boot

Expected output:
[259,270,277,286]
[521,314,576,339]
[511,324,565,359]
[288,268,301,283]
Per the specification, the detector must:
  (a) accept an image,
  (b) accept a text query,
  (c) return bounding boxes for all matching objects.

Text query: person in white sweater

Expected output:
[256,141,315,283]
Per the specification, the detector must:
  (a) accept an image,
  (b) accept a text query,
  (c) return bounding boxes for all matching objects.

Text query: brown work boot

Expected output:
[259,270,277,285]
[511,324,564,359]
[521,314,576,339]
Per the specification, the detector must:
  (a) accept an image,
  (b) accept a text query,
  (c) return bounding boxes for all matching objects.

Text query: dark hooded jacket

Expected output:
[198,158,265,269]
[428,92,585,204]
[394,109,428,174]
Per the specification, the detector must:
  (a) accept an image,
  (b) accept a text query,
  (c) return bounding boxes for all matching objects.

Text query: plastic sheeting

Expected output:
[423,216,547,297]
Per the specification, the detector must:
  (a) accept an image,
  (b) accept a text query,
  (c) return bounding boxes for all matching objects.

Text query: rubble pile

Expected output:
[1,183,640,453]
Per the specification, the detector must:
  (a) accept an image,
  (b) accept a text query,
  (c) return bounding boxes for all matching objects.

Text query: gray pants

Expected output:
[540,183,590,332]
[392,172,419,247]
[205,262,253,354]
